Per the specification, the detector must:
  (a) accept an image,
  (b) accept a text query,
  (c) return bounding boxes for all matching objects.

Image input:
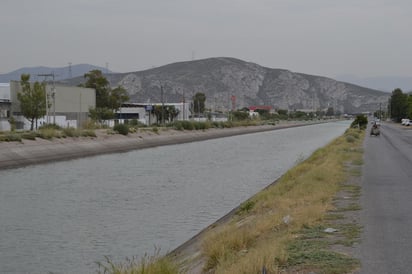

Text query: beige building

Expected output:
[9,81,95,129]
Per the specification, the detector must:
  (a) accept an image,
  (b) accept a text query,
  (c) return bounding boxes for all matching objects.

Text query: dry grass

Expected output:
[200,128,364,273]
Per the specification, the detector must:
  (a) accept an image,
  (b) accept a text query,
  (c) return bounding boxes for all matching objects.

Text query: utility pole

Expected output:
[379,103,382,120]
[182,90,185,121]
[38,72,56,124]
[161,84,165,126]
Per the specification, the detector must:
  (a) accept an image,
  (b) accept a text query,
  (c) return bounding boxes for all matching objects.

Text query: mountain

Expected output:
[98,57,389,114]
[10,58,389,114]
[336,74,412,93]
[0,64,109,83]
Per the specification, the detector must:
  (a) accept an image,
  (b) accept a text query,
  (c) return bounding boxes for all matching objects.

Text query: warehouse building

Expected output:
[9,81,95,130]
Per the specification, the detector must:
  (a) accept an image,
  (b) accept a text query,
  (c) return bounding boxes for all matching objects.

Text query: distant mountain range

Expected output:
[1,58,391,114]
[336,74,412,93]
[0,64,109,83]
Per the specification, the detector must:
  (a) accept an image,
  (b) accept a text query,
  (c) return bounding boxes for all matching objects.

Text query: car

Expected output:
[401,118,410,125]
[406,120,412,126]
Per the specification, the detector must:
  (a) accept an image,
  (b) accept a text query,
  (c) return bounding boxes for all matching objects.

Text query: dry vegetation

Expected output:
[192,127,364,273]
[97,127,365,274]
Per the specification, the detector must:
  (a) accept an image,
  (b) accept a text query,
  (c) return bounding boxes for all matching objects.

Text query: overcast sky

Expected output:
[1,0,411,79]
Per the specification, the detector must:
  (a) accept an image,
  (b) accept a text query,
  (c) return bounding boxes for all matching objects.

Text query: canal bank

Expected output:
[0,122,323,170]
[0,121,352,273]
[168,126,363,273]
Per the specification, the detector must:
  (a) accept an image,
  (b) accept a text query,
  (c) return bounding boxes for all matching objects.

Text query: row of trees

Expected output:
[389,88,412,122]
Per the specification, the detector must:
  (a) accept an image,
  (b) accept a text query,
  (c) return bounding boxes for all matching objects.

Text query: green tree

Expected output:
[390,88,408,122]
[17,74,47,130]
[83,70,129,123]
[326,107,334,116]
[88,107,115,124]
[407,94,412,119]
[351,114,368,129]
[84,70,110,107]
[192,92,206,115]
[109,86,129,111]
[232,111,249,121]
[167,105,180,122]
[152,105,180,124]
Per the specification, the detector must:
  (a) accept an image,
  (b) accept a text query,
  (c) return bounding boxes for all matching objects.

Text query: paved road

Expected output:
[359,122,412,273]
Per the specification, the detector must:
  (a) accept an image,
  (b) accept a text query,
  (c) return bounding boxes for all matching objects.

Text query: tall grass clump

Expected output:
[198,127,364,274]
[97,251,178,274]
[62,127,81,137]
[81,129,97,137]
[37,128,60,139]
[21,131,37,140]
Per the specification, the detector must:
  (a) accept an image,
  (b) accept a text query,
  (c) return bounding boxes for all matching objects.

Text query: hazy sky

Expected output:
[1,0,411,79]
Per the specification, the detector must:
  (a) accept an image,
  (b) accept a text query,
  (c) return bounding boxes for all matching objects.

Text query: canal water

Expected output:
[0,121,350,273]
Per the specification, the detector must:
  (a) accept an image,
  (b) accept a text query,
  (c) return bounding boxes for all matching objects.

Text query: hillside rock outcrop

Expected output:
[90,57,390,114]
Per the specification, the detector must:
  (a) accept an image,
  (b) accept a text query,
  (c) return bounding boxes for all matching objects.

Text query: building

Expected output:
[0,83,11,131]
[112,102,191,126]
[9,81,95,129]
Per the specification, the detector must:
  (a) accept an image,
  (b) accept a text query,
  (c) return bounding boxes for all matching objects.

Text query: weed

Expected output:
[62,127,80,137]
[237,200,255,215]
[96,249,178,274]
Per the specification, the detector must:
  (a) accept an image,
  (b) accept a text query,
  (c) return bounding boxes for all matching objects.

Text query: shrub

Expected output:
[39,123,61,130]
[0,133,22,142]
[113,123,129,135]
[81,130,96,137]
[173,121,184,130]
[37,128,57,139]
[62,127,80,137]
[21,131,37,140]
[350,115,368,129]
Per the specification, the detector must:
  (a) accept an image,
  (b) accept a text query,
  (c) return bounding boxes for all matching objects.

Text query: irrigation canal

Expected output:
[0,121,351,273]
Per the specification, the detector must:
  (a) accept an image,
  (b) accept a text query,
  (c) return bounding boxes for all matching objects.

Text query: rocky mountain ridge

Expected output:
[107,57,389,114]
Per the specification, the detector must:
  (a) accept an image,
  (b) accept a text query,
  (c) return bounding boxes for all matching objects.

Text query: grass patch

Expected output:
[62,127,81,137]
[37,128,58,139]
[283,238,359,273]
[21,131,37,140]
[332,223,363,246]
[195,127,364,274]
[0,133,22,142]
[96,250,178,274]
[352,158,364,166]
[335,203,362,212]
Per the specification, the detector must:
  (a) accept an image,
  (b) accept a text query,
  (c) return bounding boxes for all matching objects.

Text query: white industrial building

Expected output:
[112,102,191,126]
[9,81,95,130]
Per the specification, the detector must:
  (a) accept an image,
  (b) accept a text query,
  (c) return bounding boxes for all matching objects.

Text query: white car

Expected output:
[401,119,410,125]
[406,120,412,126]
